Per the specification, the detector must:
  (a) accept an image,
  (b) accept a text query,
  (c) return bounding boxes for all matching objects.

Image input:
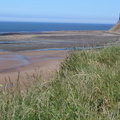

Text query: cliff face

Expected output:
[109,20,120,33]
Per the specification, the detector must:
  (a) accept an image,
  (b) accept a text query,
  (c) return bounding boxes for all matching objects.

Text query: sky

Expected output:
[0,0,120,24]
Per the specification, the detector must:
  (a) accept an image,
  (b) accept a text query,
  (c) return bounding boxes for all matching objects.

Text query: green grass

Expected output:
[0,46,120,120]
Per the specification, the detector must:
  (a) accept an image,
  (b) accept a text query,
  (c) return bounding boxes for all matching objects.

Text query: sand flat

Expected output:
[0,30,120,87]
[0,50,67,86]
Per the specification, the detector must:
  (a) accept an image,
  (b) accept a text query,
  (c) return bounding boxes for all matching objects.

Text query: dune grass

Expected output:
[0,46,120,120]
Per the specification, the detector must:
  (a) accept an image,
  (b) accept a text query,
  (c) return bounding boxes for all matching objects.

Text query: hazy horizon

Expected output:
[0,21,115,25]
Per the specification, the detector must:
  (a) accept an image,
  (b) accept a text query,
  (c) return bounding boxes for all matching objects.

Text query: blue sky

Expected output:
[0,0,120,23]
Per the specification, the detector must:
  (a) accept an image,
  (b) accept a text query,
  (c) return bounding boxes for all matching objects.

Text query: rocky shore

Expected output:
[0,30,120,52]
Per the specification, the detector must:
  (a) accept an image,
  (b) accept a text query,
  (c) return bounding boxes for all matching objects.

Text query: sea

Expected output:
[0,21,114,34]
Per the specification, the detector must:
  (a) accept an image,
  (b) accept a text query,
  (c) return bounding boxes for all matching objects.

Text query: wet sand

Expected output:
[0,30,120,87]
[0,50,67,87]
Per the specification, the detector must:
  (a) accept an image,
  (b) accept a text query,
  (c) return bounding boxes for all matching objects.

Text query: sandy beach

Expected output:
[0,50,68,88]
[0,30,120,87]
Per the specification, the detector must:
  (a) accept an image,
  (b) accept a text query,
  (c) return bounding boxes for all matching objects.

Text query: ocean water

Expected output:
[0,21,114,33]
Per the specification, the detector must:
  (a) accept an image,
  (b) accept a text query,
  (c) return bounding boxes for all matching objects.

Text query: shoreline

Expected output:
[0,30,105,35]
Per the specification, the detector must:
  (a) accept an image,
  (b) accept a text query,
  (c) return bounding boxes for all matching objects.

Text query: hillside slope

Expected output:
[109,20,120,33]
[0,46,120,120]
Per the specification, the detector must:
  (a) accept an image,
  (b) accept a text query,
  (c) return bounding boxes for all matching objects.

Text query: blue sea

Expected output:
[0,21,114,33]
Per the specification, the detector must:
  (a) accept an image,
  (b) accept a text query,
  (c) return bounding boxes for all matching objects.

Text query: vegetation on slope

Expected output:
[112,25,120,32]
[109,21,120,33]
[0,46,120,120]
